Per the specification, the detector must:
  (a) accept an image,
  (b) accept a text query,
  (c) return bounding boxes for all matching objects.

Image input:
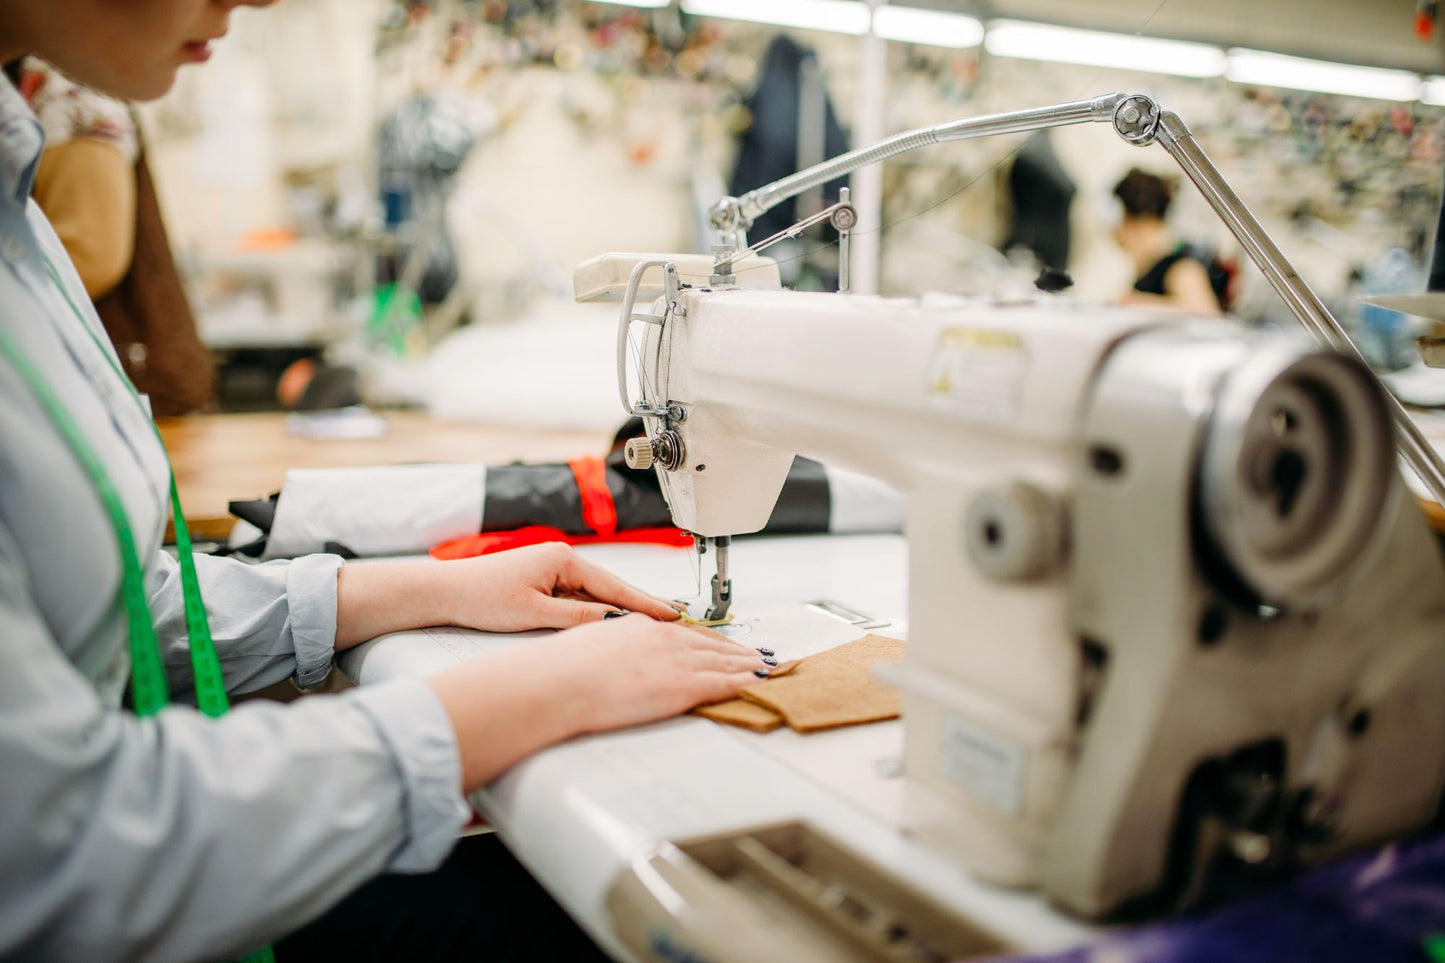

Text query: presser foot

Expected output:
[706,573,732,622]
[688,533,735,623]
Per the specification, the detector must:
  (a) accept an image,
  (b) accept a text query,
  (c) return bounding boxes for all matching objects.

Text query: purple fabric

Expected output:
[986,834,1445,963]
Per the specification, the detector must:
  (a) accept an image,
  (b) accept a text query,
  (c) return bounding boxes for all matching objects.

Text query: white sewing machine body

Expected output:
[594,252,1445,923]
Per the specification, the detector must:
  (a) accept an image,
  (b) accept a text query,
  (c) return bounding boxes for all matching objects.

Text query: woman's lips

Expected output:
[181,40,214,63]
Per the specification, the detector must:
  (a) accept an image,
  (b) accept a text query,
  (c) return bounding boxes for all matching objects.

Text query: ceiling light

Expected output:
[586,0,671,7]
[984,20,1226,79]
[680,0,872,35]
[873,7,983,49]
[1423,76,1445,105]
[1226,48,1421,101]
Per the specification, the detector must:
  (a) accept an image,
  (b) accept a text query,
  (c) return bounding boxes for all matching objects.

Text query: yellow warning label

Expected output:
[938,328,1023,351]
[927,327,1027,423]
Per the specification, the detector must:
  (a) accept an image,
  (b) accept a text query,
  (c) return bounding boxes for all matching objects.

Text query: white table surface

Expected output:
[338,534,1097,961]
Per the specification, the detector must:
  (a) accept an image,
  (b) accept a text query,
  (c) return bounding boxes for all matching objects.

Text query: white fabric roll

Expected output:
[264,463,487,559]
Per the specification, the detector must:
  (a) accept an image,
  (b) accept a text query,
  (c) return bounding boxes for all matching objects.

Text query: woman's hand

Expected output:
[427,614,771,791]
[333,543,681,650]
[545,614,767,734]
[441,542,682,632]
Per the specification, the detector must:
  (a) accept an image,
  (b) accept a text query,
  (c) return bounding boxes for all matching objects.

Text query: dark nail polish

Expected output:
[756,647,775,657]
[753,668,770,678]
[603,610,627,620]
[761,657,778,666]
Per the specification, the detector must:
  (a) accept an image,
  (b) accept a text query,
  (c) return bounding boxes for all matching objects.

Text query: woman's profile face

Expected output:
[25,0,277,101]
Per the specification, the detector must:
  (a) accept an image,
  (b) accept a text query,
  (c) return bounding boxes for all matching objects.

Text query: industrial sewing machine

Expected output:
[567,92,1445,954]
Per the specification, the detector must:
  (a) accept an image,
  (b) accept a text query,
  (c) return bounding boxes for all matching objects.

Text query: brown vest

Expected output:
[95,149,215,416]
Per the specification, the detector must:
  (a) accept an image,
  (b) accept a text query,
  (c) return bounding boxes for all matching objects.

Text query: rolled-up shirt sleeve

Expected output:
[149,550,344,696]
[0,528,470,961]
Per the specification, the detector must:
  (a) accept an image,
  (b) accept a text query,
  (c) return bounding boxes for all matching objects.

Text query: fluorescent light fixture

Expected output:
[873,6,983,49]
[1424,76,1445,105]
[1227,48,1421,101]
[984,19,1226,79]
[585,0,671,7]
[680,0,871,35]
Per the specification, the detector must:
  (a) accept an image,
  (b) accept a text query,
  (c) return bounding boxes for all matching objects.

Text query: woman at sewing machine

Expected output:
[1112,166,1228,316]
[0,2,772,960]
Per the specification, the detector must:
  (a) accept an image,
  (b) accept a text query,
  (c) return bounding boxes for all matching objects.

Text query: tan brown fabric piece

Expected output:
[697,634,904,734]
[741,634,904,732]
[694,699,785,733]
[692,657,801,731]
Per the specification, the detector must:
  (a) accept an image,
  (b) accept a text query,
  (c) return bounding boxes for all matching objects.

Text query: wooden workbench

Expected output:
[158,411,611,542]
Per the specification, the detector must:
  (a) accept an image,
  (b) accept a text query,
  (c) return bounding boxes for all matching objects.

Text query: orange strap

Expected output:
[430,525,692,560]
[567,455,618,536]
[429,455,692,560]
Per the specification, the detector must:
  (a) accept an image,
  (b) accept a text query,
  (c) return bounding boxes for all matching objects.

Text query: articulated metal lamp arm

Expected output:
[707,93,1125,240]
[1140,104,1445,507]
[706,89,1445,507]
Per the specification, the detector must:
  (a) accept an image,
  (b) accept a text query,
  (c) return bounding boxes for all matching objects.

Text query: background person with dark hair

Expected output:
[1112,166,1227,316]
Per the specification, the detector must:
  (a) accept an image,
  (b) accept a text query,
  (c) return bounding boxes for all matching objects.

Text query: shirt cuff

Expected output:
[285,553,344,689]
[349,678,470,872]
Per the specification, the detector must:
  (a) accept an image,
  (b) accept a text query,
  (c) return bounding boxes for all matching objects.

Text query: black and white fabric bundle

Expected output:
[224,421,903,560]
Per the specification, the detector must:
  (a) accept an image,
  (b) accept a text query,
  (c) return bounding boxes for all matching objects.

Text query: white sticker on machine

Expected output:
[926,328,1026,423]
[940,714,1026,817]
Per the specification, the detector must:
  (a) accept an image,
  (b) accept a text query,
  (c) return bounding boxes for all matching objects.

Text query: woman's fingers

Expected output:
[673,625,760,659]
[676,644,767,675]
[666,624,774,676]
[537,596,620,628]
[601,617,772,676]
[554,552,682,621]
[688,667,769,706]
[531,602,765,679]
[530,616,780,736]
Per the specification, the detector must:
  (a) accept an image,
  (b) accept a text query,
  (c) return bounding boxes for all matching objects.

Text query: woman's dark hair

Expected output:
[1113,167,1176,220]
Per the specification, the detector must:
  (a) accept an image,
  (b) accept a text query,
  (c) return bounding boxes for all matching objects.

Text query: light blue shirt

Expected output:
[0,78,469,961]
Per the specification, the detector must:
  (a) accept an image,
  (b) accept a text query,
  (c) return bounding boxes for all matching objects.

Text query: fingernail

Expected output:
[756,647,775,656]
[761,657,778,666]
[753,668,770,678]
[603,610,627,620]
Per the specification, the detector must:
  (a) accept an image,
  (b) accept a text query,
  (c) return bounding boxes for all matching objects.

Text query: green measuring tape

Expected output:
[35,254,230,717]
[0,255,273,962]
